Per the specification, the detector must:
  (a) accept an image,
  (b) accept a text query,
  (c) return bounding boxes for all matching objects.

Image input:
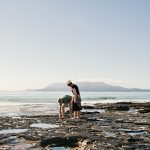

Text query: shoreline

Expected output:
[0,102,150,149]
[0,101,150,116]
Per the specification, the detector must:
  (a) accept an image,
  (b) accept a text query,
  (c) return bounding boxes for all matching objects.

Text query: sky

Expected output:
[0,0,150,91]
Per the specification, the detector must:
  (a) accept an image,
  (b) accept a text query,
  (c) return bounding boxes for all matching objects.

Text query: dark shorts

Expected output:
[73,102,82,111]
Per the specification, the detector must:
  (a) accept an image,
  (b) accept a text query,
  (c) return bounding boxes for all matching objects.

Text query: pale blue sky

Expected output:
[0,0,150,90]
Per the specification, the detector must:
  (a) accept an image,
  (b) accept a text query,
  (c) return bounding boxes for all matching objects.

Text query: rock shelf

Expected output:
[0,102,150,150]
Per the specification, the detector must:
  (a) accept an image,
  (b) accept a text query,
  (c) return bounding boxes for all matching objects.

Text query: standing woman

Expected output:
[67,80,82,119]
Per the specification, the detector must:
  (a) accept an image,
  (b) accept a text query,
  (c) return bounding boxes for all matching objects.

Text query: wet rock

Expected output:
[82,105,95,109]
[116,105,129,111]
[135,121,150,125]
[86,117,100,121]
[0,102,150,149]
[139,106,150,113]
[40,136,79,148]
[67,136,81,147]
[116,119,124,123]
[127,137,142,142]
[102,104,130,111]
[0,136,18,145]
[40,137,67,147]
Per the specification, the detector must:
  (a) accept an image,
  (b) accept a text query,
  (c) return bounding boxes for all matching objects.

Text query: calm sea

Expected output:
[0,91,150,116]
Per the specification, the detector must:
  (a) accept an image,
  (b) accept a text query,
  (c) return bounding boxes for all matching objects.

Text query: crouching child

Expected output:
[58,95,72,119]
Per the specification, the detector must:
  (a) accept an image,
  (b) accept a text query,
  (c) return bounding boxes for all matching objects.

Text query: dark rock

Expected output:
[40,137,68,147]
[138,106,150,113]
[134,122,150,125]
[102,104,129,111]
[116,105,129,111]
[134,144,150,150]
[40,136,79,148]
[127,137,142,142]
[82,105,95,109]
[82,111,100,115]
[0,136,19,145]
[67,136,80,147]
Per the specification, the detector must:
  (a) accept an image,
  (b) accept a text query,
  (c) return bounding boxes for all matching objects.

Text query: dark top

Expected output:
[58,95,72,104]
[71,84,81,103]
[71,84,80,96]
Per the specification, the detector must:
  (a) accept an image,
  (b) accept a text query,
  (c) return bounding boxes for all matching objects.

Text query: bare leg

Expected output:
[61,103,65,118]
[74,111,77,118]
[77,111,80,119]
[69,101,73,118]
[59,103,61,118]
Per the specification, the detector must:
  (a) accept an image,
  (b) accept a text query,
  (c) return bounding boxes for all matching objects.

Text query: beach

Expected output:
[1,0,150,149]
[0,102,150,150]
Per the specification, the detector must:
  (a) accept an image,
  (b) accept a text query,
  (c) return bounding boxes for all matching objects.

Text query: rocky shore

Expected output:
[0,102,150,150]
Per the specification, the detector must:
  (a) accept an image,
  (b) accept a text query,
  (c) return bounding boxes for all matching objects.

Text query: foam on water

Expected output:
[0,103,58,116]
[82,99,150,104]
[0,91,150,116]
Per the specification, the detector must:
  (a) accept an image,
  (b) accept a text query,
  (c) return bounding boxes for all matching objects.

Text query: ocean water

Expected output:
[0,91,150,116]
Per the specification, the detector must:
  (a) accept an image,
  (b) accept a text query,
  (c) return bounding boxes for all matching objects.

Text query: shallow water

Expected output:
[0,104,57,117]
[127,131,148,136]
[0,91,150,117]
[103,131,116,137]
[1,91,150,105]
[118,129,148,136]
[82,108,105,113]
[127,108,138,113]
[48,147,70,150]
[30,123,59,129]
[0,129,28,134]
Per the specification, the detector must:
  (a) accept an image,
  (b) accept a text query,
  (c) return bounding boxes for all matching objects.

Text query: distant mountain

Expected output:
[35,82,150,92]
